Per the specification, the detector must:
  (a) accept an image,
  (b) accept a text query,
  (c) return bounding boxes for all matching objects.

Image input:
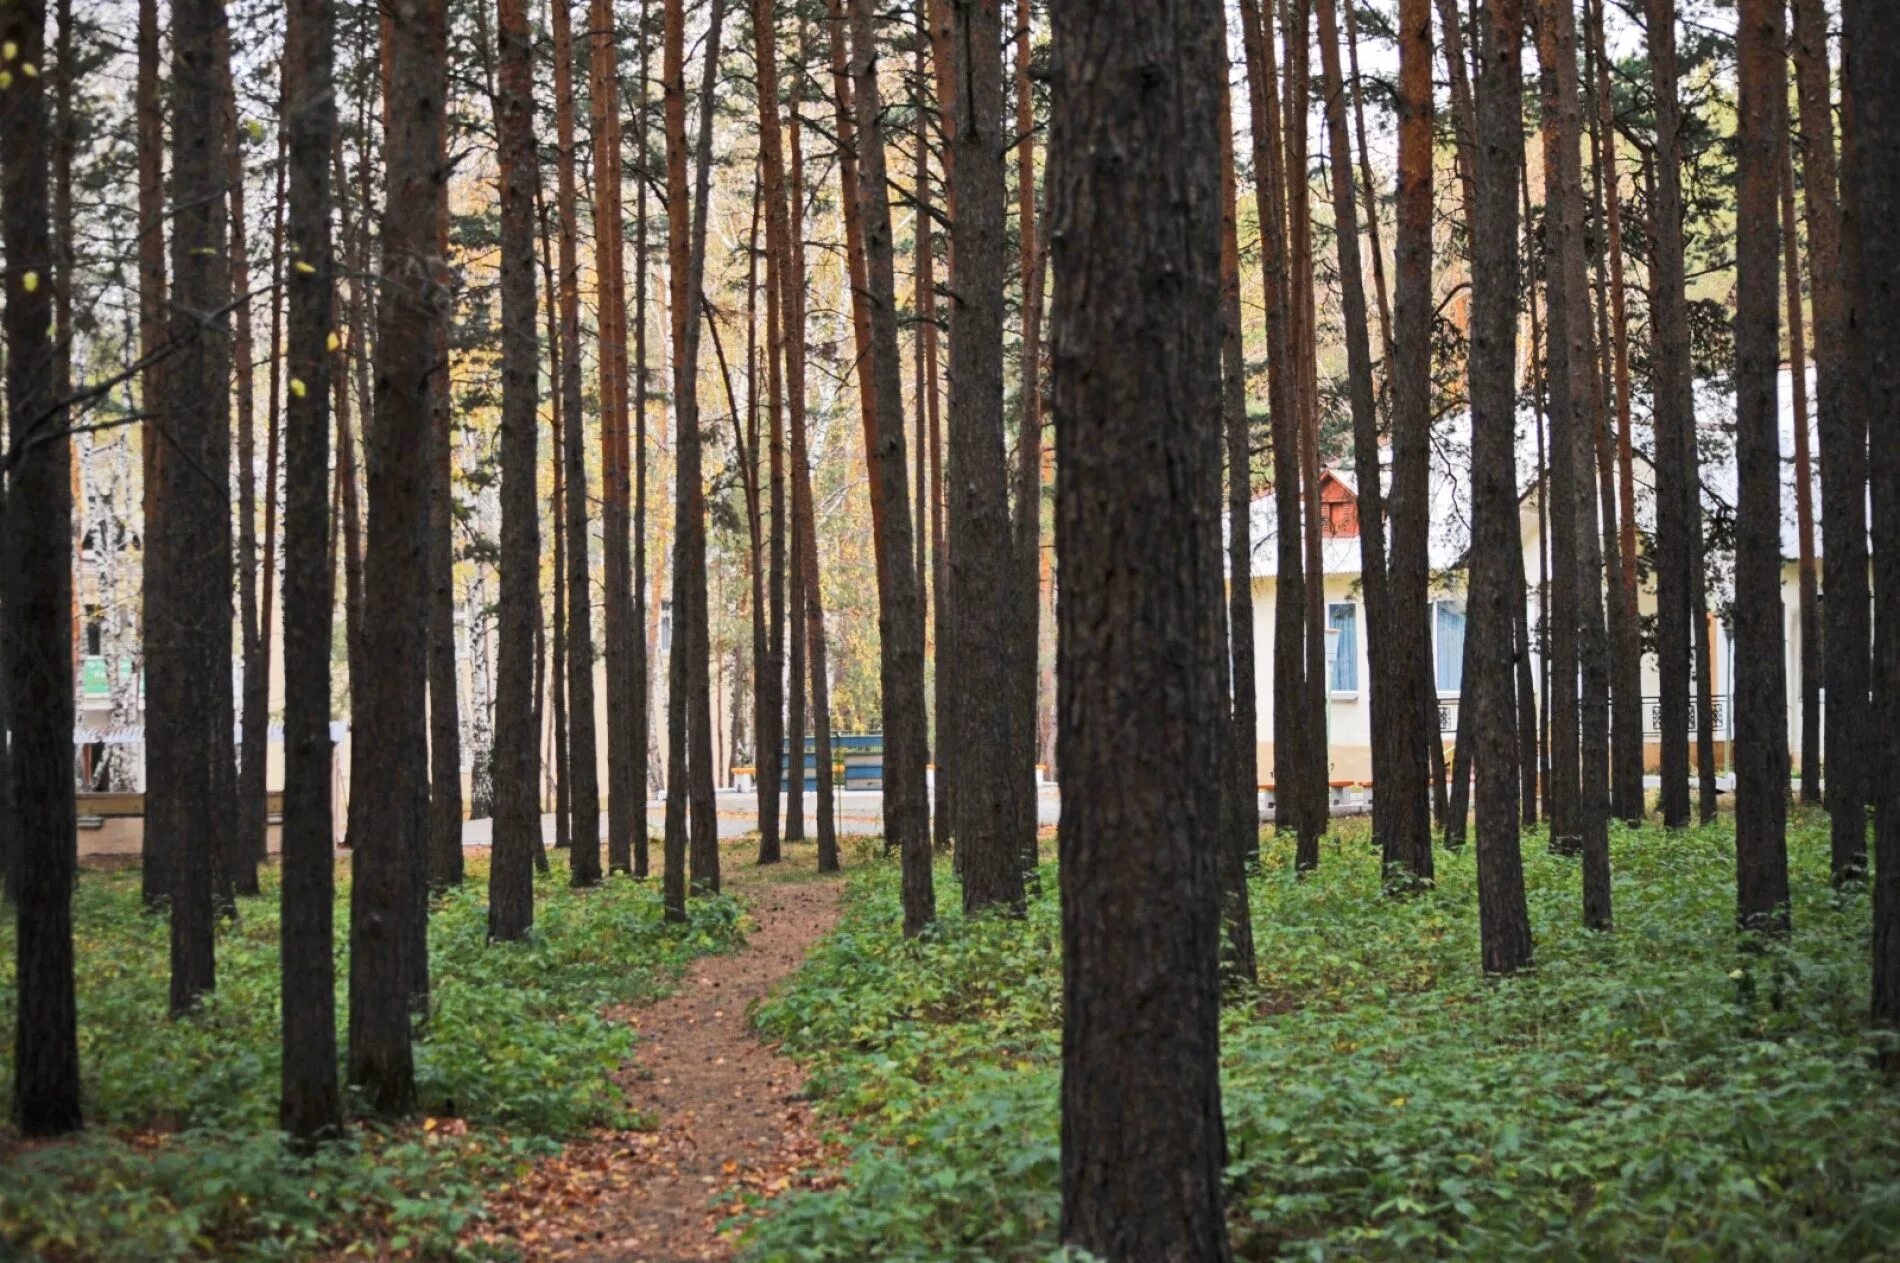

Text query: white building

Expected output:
[1245,376,1822,787]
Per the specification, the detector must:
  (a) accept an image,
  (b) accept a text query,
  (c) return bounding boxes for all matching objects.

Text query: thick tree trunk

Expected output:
[136,0,169,911]
[157,0,236,1011]
[488,0,540,942]
[1645,0,1695,830]
[592,0,639,877]
[846,0,934,934]
[278,0,344,1145]
[552,0,601,886]
[349,0,448,1116]
[1467,0,1533,975]
[1732,0,1790,936]
[4,0,82,1134]
[1842,0,1900,1049]
[1050,0,1232,1252]
[946,0,1025,916]
[1794,0,1869,880]
[425,180,463,890]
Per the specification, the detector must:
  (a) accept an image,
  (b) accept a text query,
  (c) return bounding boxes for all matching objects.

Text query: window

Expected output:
[1328,603,1358,693]
[1435,601,1466,694]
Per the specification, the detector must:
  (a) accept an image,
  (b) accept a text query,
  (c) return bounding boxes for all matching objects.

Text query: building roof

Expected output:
[1244,368,1833,588]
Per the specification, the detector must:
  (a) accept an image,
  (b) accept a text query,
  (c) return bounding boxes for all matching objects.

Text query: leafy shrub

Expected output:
[0,853,744,1260]
[747,815,1900,1261]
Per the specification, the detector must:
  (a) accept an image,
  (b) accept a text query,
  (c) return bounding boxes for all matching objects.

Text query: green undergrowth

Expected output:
[748,813,1900,1260]
[0,851,744,1261]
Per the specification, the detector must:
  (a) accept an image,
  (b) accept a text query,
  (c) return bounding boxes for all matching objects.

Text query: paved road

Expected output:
[463,785,1064,846]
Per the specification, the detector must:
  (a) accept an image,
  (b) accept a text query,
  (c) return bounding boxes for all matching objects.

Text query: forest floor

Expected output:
[473,839,850,1262]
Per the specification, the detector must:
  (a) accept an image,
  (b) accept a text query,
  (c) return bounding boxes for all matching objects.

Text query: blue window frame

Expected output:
[1328,603,1358,692]
[1435,601,1466,693]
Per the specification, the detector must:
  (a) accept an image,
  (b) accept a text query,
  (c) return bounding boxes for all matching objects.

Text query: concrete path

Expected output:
[462,786,1063,846]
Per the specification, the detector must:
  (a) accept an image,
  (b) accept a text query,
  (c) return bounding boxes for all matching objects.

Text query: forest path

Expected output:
[474,846,846,1262]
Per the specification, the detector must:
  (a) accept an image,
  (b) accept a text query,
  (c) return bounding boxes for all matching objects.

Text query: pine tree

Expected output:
[278,0,344,1145]
[4,0,83,1135]
[1051,0,1231,1251]
[487,0,539,942]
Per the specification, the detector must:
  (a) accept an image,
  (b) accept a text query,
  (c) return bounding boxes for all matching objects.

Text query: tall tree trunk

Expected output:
[552,0,601,886]
[137,0,169,912]
[1236,0,1310,868]
[946,0,1025,915]
[786,27,811,848]
[1732,0,1790,936]
[231,51,268,898]
[661,0,728,911]
[349,0,448,1116]
[592,0,639,877]
[425,172,463,888]
[845,0,934,934]
[1645,0,1695,830]
[1794,0,1869,880]
[1780,105,1821,809]
[488,0,540,942]
[633,0,653,872]
[279,0,343,1144]
[544,187,573,854]
[1010,0,1044,886]
[750,0,788,866]
[1585,0,1644,826]
[4,0,82,1135]
[156,0,236,1011]
[1466,0,1533,974]
[1287,0,1330,858]
[1050,0,1232,1251]
[1843,0,1900,1049]
[1535,0,1610,929]
[1217,61,1259,987]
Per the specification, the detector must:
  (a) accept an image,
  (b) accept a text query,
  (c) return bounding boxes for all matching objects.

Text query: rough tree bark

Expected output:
[750,0,788,867]
[1217,61,1259,987]
[1010,0,1045,886]
[1585,0,1643,826]
[1645,0,1695,830]
[349,0,448,1116]
[1050,0,1233,1252]
[592,0,639,877]
[1236,0,1311,868]
[4,0,83,1135]
[1468,0,1534,975]
[1779,110,1821,809]
[136,0,168,912]
[156,0,235,1011]
[846,0,934,934]
[1732,0,1790,936]
[1793,0,1869,880]
[947,0,1026,915]
[278,0,344,1145]
[1535,0,1610,929]
[488,0,540,942]
[552,0,601,886]
[1842,0,1900,1049]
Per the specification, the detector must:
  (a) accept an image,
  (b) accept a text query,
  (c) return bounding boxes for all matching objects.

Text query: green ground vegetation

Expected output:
[0,853,743,1261]
[748,813,1900,1261]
